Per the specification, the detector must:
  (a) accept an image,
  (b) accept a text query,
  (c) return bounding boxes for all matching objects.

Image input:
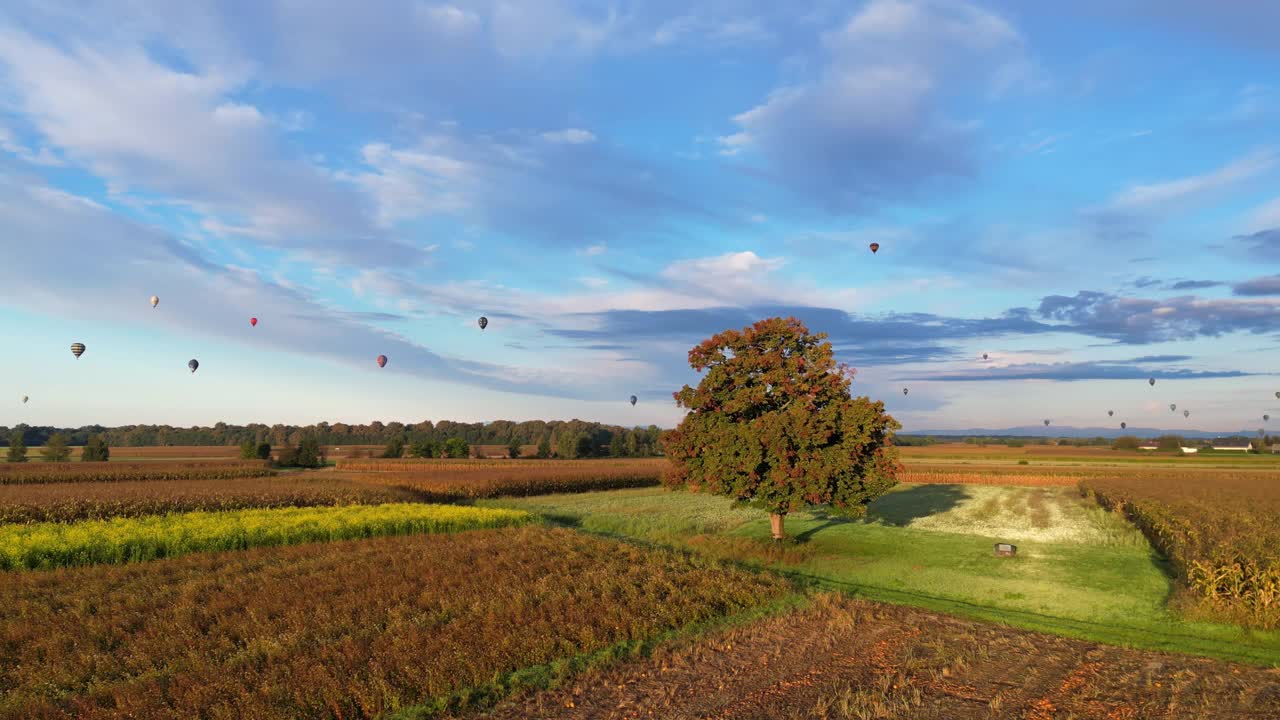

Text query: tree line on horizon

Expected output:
[898,434,1276,450]
[0,419,668,459]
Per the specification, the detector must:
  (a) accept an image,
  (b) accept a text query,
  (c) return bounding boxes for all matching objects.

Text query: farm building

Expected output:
[1179,447,1198,454]
[1211,445,1251,452]
[1138,445,1158,451]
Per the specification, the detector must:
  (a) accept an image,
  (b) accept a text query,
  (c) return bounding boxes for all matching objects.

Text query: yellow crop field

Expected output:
[0,503,531,570]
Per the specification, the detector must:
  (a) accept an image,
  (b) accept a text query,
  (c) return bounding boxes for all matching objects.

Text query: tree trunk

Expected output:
[770,513,786,541]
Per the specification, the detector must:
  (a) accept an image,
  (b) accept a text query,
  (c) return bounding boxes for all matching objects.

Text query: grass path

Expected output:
[481,484,1280,666]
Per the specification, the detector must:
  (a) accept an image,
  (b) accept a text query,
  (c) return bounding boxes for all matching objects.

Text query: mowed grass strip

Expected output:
[0,475,420,524]
[0,503,530,570]
[0,526,791,720]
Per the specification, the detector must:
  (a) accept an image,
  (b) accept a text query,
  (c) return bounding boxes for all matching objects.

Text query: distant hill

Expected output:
[904,426,1268,440]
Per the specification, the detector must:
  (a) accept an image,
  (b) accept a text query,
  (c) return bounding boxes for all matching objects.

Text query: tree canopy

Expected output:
[41,433,71,463]
[5,429,27,463]
[81,435,110,462]
[661,317,901,539]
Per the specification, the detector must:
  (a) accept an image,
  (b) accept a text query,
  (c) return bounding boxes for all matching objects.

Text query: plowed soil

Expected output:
[461,594,1280,720]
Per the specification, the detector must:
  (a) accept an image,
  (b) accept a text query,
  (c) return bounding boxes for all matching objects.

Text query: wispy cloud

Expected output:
[0,27,424,266]
[1095,148,1277,214]
[913,361,1254,382]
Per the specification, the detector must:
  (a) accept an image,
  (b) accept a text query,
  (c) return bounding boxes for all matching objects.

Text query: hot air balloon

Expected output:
[1121,422,1127,429]
[376,355,388,368]
[982,353,989,361]
[1148,378,1156,386]
[150,295,159,308]
[1266,415,1271,422]
[1275,392,1279,400]
[1044,419,1051,426]
[1107,410,1114,417]
[188,359,199,374]
[1170,404,1176,412]
[21,395,28,404]
[629,395,637,406]
[903,388,909,395]
[70,343,85,359]
[1184,409,1190,418]
[478,316,488,331]
[869,242,879,254]
[249,317,258,327]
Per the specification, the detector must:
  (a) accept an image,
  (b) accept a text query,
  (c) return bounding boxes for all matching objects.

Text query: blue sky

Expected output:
[1,0,1279,432]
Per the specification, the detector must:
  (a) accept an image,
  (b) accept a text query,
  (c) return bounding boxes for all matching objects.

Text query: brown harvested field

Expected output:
[0,460,274,485]
[336,457,667,471]
[0,475,420,524]
[337,459,663,500]
[0,526,789,720]
[463,593,1280,720]
[898,468,1080,487]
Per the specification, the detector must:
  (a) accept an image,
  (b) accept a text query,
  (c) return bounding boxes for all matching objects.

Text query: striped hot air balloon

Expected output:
[70,343,85,359]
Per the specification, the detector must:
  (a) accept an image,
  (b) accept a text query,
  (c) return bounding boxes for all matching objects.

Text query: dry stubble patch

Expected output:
[463,593,1280,720]
[0,525,789,720]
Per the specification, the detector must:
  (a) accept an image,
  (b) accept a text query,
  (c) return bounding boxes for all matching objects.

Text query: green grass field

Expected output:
[481,483,1280,666]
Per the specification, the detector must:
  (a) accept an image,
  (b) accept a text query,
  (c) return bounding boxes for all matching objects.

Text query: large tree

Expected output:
[662,317,901,540]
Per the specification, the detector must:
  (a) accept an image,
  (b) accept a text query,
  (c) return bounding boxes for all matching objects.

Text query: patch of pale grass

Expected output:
[868,484,1146,546]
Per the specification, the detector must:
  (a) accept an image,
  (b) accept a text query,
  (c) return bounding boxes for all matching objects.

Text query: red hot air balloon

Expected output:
[376,355,387,368]
[250,317,258,327]
[869,242,880,254]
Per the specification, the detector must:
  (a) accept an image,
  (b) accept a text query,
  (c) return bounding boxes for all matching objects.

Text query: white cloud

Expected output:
[491,1,623,60]
[1248,195,1280,231]
[0,27,419,265]
[0,123,64,166]
[581,243,607,256]
[1100,148,1277,213]
[749,213,767,223]
[578,276,609,288]
[540,128,597,144]
[417,4,482,34]
[717,0,1026,209]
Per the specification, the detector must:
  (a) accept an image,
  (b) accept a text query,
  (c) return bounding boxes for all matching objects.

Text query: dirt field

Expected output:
[463,593,1280,720]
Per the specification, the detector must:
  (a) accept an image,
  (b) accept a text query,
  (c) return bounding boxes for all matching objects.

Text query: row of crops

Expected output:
[0,526,789,718]
[0,460,275,485]
[1080,473,1280,629]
